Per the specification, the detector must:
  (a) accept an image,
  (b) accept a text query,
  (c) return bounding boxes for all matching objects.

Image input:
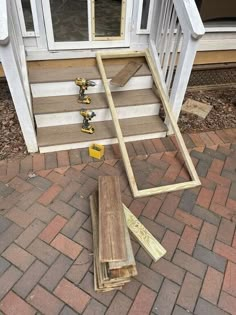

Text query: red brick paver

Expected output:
[0,129,235,314]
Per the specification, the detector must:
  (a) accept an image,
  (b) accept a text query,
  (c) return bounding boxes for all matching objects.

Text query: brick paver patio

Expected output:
[0,128,236,315]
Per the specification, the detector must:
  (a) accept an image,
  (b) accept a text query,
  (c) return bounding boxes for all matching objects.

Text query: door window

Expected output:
[92,0,126,40]
[49,0,89,42]
[42,0,132,49]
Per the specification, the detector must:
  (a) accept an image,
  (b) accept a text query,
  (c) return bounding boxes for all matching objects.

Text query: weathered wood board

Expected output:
[90,193,132,292]
[110,61,143,87]
[109,215,137,272]
[123,204,166,262]
[182,98,213,119]
[98,176,127,262]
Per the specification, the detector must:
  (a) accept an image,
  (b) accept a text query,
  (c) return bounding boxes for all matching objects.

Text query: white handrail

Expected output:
[173,0,205,39]
[0,0,9,45]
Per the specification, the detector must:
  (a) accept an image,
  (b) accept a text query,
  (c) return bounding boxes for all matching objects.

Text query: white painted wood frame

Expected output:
[0,0,38,152]
[41,0,133,50]
[96,49,201,198]
[136,0,154,34]
[15,0,39,37]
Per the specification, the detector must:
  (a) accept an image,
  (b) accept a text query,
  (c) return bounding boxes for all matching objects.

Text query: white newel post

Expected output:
[0,0,38,153]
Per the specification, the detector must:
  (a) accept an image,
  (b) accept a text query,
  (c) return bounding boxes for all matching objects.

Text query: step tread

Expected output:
[37,115,167,147]
[29,57,151,84]
[33,89,160,115]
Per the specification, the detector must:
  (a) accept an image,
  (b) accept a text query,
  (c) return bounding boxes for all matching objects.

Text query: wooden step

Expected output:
[37,115,167,149]
[29,57,151,84]
[33,89,160,115]
[31,76,154,98]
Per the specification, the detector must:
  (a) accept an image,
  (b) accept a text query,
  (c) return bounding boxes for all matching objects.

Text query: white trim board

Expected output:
[31,76,154,98]
[41,0,133,50]
[39,131,167,153]
[136,0,155,34]
[35,103,161,127]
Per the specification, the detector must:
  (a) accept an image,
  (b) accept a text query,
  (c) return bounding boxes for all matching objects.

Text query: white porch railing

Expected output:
[149,0,205,131]
[0,0,38,152]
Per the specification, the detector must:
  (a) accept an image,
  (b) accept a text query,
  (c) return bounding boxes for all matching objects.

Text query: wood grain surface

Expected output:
[90,193,131,292]
[123,204,166,262]
[98,176,127,262]
[110,62,143,87]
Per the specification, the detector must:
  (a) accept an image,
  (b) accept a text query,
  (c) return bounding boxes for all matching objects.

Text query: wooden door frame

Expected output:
[96,49,201,198]
[41,0,133,50]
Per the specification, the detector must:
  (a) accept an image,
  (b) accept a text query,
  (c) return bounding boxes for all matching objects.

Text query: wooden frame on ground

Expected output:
[96,49,201,198]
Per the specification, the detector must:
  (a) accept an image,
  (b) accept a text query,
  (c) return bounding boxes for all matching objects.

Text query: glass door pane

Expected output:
[140,0,150,30]
[22,0,34,31]
[93,0,125,39]
[49,0,89,42]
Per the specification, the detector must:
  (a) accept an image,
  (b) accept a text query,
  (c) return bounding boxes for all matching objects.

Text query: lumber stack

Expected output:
[90,175,167,292]
[90,176,137,292]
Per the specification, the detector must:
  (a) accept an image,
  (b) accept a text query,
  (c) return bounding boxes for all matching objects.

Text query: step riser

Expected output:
[31,76,153,98]
[39,131,167,153]
[35,103,161,127]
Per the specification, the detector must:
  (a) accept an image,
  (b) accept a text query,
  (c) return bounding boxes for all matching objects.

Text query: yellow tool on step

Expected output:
[75,78,96,104]
[80,109,96,134]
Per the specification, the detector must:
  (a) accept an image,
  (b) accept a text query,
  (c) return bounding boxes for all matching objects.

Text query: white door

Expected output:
[42,0,133,50]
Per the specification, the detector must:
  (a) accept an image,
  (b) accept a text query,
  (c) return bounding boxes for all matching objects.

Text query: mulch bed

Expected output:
[178,88,236,133]
[0,78,235,161]
[0,80,27,160]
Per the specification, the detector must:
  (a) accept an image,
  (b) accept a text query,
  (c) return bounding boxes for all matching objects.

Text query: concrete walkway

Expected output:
[0,128,236,315]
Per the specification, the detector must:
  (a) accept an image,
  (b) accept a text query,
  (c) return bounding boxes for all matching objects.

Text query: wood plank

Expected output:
[33,88,160,115]
[37,115,167,147]
[194,50,236,65]
[90,193,129,292]
[29,59,150,84]
[123,204,166,262]
[109,213,136,271]
[28,57,146,70]
[98,176,127,262]
[90,194,117,292]
[110,62,143,87]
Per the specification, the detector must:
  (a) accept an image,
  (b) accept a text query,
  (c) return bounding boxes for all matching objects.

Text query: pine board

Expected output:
[123,204,166,262]
[98,176,127,262]
[110,62,143,87]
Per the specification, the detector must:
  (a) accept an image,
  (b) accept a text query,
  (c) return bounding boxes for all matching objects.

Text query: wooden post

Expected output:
[0,0,38,152]
[0,42,38,152]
